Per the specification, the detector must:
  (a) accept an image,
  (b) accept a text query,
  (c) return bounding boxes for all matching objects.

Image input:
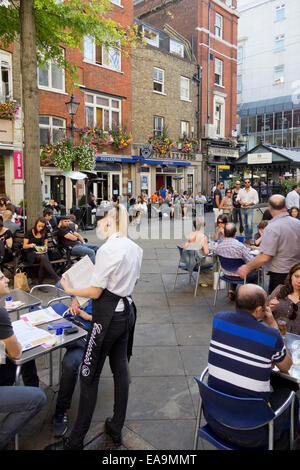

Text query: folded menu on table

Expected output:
[12,320,54,352]
[21,306,62,326]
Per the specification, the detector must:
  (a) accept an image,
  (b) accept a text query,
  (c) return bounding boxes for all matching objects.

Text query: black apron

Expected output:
[80,289,136,384]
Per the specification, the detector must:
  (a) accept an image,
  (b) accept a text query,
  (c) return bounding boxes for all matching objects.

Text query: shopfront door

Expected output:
[50,175,65,206]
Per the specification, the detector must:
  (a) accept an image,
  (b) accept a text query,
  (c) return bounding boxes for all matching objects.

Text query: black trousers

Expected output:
[69,306,135,447]
[0,360,39,387]
[268,272,289,295]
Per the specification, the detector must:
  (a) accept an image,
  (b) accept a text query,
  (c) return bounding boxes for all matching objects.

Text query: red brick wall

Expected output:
[135,0,238,138]
[38,0,133,153]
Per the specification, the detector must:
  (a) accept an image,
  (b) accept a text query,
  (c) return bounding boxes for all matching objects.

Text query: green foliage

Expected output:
[279,178,298,195]
[40,138,96,171]
[0,0,140,88]
[78,194,86,206]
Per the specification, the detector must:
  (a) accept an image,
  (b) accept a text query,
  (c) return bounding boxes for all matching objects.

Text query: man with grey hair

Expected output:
[237,195,300,294]
[207,283,298,449]
[2,210,20,235]
[215,222,255,300]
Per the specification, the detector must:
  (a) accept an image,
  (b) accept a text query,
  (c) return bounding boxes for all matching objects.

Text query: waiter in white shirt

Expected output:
[55,204,143,450]
[285,184,300,210]
[236,178,259,243]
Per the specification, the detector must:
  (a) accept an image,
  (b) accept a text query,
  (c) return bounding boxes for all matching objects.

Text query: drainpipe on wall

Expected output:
[207,1,211,123]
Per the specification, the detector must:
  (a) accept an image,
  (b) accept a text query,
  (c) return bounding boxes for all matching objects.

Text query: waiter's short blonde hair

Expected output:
[105,204,129,237]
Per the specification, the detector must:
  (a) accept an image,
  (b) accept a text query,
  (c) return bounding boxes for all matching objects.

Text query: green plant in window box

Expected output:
[109,128,133,150]
[79,127,112,148]
[0,101,19,119]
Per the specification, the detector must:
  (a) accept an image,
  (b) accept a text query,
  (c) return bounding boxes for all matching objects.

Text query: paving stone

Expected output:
[129,346,185,377]
[134,324,178,346]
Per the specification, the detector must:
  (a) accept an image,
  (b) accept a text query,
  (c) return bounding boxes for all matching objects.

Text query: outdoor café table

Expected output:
[0,288,42,320]
[8,318,87,450]
[272,332,300,386]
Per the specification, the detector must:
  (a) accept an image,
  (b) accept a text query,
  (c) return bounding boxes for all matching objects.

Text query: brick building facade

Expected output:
[132,20,203,195]
[38,0,134,210]
[134,0,240,191]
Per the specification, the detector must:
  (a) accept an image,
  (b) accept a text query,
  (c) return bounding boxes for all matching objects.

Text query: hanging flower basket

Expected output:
[0,101,19,119]
[109,128,133,150]
[178,137,199,155]
[148,135,177,155]
[40,138,96,171]
[79,127,112,148]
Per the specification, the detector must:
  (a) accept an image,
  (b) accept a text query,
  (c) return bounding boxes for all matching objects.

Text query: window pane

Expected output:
[38,65,49,87]
[170,39,184,57]
[181,77,189,99]
[85,106,94,127]
[40,127,50,146]
[84,36,94,61]
[52,118,64,127]
[39,116,49,125]
[276,6,285,20]
[85,94,94,103]
[51,63,63,90]
[112,111,120,129]
[111,99,119,109]
[143,28,159,47]
[96,108,103,128]
[96,96,109,107]
[104,109,109,130]
[153,81,163,92]
[53,127,65,143]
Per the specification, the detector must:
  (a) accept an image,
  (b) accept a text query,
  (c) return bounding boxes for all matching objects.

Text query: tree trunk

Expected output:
[19,0,42,229]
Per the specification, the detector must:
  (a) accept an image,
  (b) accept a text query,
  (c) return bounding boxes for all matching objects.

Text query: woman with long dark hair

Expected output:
[269,263,300,334]
[0,218,13,262]
[46,204,143,450]
[23,217,60,290]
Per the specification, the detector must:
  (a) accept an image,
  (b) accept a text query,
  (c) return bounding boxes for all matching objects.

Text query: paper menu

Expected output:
[12,320,54,352]
[21,306,62,326]
[62,255,94,305]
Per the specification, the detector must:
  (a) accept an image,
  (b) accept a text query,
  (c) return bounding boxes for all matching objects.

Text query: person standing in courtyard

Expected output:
[236,178,259,243]
[237,195,300,294]
[45,204,143,450]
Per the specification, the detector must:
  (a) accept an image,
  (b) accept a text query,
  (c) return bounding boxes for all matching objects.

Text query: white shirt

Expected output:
[236,187,259,206]
[90,232,143,311]
[286,190,300,209]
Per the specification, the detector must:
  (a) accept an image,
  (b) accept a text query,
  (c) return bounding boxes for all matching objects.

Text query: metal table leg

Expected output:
[14,365,22,450]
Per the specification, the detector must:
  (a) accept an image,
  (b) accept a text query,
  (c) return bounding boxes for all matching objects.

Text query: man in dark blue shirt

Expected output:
[206,284,298,448]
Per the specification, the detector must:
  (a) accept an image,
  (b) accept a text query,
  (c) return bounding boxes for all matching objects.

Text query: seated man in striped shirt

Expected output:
[206,284,299,449]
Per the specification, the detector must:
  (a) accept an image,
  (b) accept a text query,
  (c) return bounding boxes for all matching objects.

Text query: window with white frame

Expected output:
[110,0,121,5]
[214,58,223,86]
[85,93,121,130]
[153,67,164,93]
[215,13,223,38]
[84,36,121,71]
[39,116,66,146]
[214,102,223,136]
[274,65,284,83]
[170,38,184,57]
[0,50,12,103]
[153,116,164,136]
[237,46,243,65]
[237,75,242,94]
[180,121,189,138]
[180,76,190,101]
[276,4,285,21]
[275,34,285,51]
[38,52,65,92]
[142,26,159,47]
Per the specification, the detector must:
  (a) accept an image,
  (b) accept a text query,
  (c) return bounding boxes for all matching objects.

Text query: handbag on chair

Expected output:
[14,268,30,292]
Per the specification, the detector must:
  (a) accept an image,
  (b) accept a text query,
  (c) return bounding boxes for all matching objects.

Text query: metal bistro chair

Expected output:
[174,246,213,297]
[213,255,258,307]
[193,367,295,451]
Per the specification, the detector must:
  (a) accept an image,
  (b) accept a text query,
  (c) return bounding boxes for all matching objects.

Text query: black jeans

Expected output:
[0,360,39,387]
[56,340,86,413]
[69,306,135,447]
[232,207,244,233]
[268,272,289,295]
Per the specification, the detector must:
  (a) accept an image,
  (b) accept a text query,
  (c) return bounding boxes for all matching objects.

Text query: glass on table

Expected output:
[277,318,287,338]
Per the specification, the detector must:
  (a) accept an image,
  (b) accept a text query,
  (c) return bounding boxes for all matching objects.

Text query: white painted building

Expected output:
[237,0,300,150]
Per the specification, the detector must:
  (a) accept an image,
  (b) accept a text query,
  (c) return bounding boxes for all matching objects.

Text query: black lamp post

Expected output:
[65,93,80,207]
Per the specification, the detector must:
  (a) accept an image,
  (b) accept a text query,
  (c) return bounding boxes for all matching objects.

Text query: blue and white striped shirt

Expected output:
[208,310,286,401]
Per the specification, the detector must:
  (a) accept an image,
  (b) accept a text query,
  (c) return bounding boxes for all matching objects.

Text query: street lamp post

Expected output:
[65,93,80,207]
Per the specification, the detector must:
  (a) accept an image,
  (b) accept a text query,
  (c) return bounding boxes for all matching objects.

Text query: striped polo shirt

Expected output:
[208,310,286,402]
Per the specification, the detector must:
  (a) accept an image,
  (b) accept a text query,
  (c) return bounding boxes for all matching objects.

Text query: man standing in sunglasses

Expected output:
[236,179,259,243]
[232,181,244,234]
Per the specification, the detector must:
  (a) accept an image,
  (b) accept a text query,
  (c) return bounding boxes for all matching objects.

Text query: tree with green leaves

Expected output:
[0,0,139,227]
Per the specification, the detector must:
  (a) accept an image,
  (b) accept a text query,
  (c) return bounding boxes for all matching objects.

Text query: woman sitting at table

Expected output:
[0,218,13,263]
[269,263,300,335]
[213,214,228,242]
[181,218,212,284]
[23,217,60,291]
[252,220,268,247]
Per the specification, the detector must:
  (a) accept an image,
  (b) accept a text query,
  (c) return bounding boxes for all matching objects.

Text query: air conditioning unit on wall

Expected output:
[205,124,217,139]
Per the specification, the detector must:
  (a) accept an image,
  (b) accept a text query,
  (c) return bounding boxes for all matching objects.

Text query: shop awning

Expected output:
[96,155,137,163]
[132,156,190,166]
